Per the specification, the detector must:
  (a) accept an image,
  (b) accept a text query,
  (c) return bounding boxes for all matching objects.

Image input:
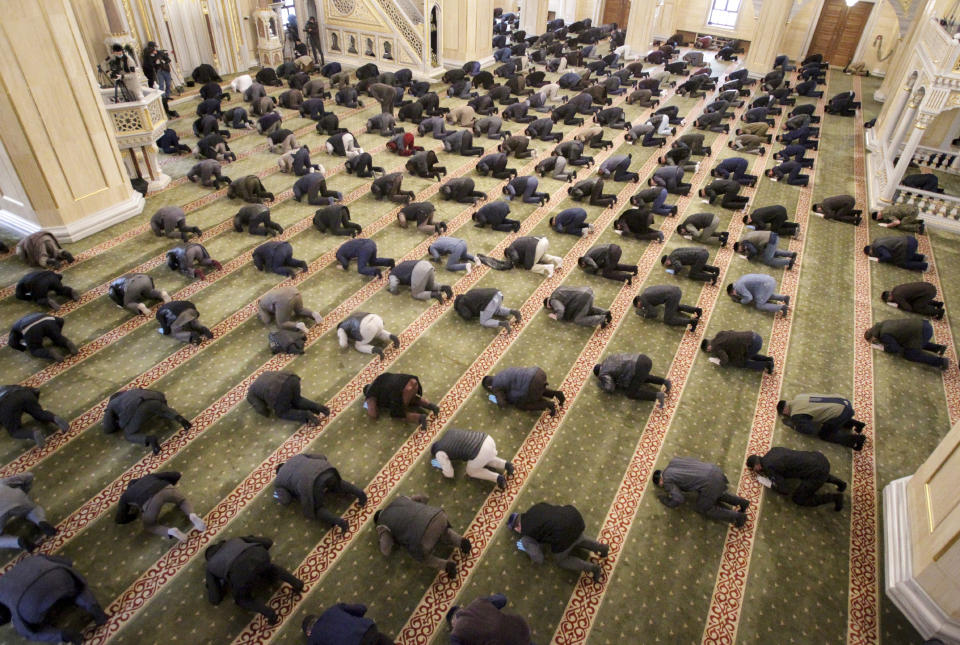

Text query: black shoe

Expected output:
[497,474,506,490]
[764,359,775,374]
[18,536,36,552]
[738,500,749,513]
[555,390,566,406]
[833,494,844,512]
[440,285,454,300]
[444,561,458,578]
[835,480,847,492]
[149,437,162,455]
[853,435,866,451]
[734,513,747,528]
[335,518,350,533]
[38,521,58,537]
[505,461,515,476]
[460,537,472,553]
[719,232,729,246]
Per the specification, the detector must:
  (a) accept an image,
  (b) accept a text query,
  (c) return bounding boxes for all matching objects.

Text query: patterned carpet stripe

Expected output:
[230,110,665,645]
[86,88,642,644]
[0,116,377,352]
[550,76,791,645]
[0,102,370,302]
[699,74,827,645]
[916,235,960,424]
[847,76,880,645]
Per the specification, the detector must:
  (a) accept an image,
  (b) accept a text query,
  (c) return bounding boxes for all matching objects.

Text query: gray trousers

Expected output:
[695,479,747,523]
[479,292,512,329]
[390,262,438,300]
[554,533,605,573]
[689,219,720,242]
[0,506,46,549]
[141,485,195,537]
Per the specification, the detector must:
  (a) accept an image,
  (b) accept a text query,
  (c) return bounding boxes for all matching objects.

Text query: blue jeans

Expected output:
[157,70,173,98]
[761,233,793,268]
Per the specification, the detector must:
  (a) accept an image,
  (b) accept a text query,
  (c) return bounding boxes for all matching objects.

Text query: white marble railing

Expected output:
[899,143,960,174]
[394,0,425,25]
[98,87,168,150]
[894,185,960,219]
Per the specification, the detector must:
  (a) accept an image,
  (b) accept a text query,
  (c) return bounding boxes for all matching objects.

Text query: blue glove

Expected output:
[488,394,498,404]
[516,540,526,553]
[430,459,442,470]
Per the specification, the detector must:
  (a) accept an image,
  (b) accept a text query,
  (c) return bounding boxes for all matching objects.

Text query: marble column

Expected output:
[103,0,126,32]
[889,101,919,162]
[575,0,595,22]
[741,0,792,77]
[443,0,495,66]
[520,0,549,35]
[624,0,658,57]
[882,115,929,202]
[0,0,143,241]
[879,83,916,149]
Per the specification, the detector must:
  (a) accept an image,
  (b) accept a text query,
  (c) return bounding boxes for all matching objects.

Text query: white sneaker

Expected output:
[545,265,555,278]
[296,322,309,334]
[464,263,472,274]
[312,312,323,324]
[189,513,207,532]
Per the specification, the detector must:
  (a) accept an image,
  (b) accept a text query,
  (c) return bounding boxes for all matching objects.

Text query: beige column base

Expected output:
[885,477,960,643]
[0,191,144,243]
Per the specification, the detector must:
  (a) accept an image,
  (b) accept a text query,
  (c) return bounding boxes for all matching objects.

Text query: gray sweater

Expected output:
[274,453,338,519]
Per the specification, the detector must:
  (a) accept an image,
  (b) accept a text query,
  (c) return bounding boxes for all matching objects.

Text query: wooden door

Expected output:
[602,0,630,29]
[807,0,873,67]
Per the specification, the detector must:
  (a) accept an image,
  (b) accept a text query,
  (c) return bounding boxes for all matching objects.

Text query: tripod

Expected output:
[97,65,135,103]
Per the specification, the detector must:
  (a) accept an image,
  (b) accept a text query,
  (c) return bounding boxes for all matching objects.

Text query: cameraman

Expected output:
[305,17,324,66]
[142,41,177,117]
[142,41,160,88]
[107,43,143,100]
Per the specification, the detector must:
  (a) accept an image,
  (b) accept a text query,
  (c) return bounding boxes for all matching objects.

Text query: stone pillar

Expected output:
[885,420,960,642]
[575,0,596,22]
[882,115,929,202]
[102,0,126,32]
[624,0,658,57]
[560,0,578,23]
[741,0,792,77]
[0,0,143,241]
[889,102,919,162]
[879,83,916,149]
[443,0,495,66]
[520,0,549,35]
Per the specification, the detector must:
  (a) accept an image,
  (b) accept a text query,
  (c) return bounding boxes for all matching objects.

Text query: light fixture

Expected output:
[845,0,858,5]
